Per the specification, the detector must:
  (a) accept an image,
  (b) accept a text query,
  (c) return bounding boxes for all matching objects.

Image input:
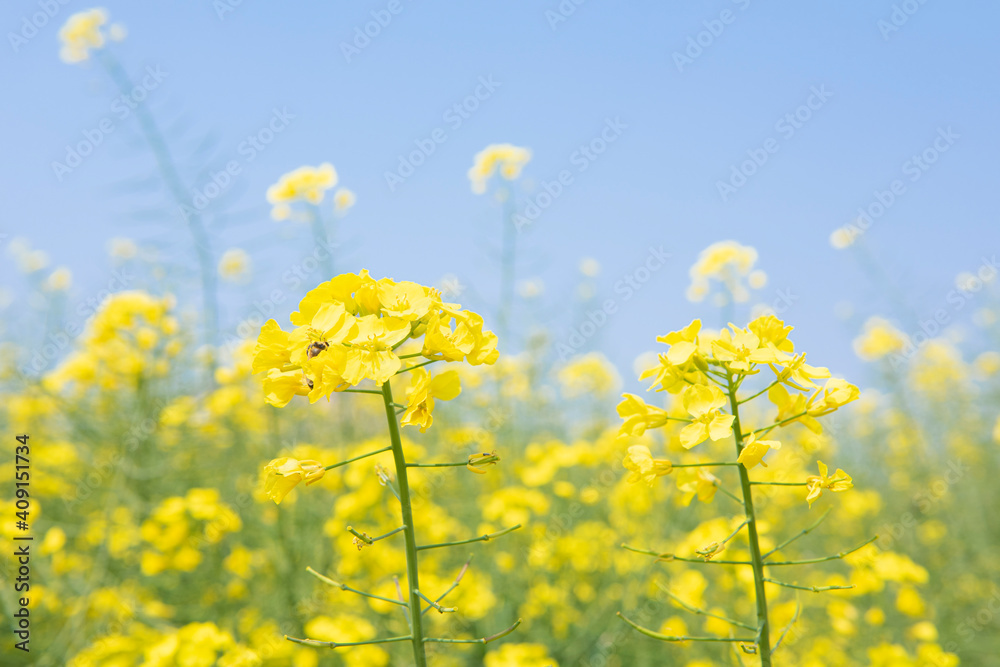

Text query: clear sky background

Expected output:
[2,0,998,385]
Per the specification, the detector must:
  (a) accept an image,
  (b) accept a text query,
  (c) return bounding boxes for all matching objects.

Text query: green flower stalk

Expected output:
[617,315,872,665]
[253,271,521,665]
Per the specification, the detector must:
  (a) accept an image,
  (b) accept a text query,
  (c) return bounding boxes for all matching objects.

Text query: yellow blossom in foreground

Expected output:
[679,385,735,449]
[677,468,719,505]
[623,445,673,486]
[617,394,670,436]
[736,432,781,470]
[251,271,498,404]
[400,367,461,432]
[805,460,853,507]
[263,457,326,504]
[59,9,110,63]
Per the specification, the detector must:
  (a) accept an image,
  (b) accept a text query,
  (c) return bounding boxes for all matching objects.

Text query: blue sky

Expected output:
[2,0,998,384]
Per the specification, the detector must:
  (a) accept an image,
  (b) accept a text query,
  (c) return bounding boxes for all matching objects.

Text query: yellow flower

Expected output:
[679,385,735,449]
[677,469,719,505]
[44,267,73,292]
[623,445,673,486]
[421,308,499,366]
[686,241,759,303]
[400,368,461,432]
[895,585,926,617]
[376,279,435,321]
[557,353,621,397]
[767,383,820,432]
[712,325,786,372]
[342,315,411,386]
[807,378,860,417]
[468,144,532,194]
[617,394,670,436]
[217,248,251,283]
[59,9,109,63]
[805,461,853,507]
[252,320,294,374]
[655,319,702,365]
[829,226,858,249]
[262,457,326,504]
[736,432,781,470]
[853,317,908,361]
[333,188,356,212]
[266,163,338,218]
[262,369,311,408]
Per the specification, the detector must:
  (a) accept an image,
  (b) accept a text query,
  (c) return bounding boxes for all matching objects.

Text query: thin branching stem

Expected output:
[764,578,855,593]
[323,446,392,471]
[425,618,522,644]
[765,536,878,566]
[285,634,412,649]
[416,589,456,614]
[422,558,472,616]
[655,582,755,630]
[618,613,756,643]
[417,525,521,552]
[621,543,751,565]
[305,567,406,607]
[762,508,831,560]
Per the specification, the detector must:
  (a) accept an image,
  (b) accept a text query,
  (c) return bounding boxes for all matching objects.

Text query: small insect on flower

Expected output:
[467,451,500,474]
[306,341,329,359]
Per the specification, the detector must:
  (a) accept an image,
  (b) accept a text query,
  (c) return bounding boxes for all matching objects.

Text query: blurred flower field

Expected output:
[3,7,1000,667]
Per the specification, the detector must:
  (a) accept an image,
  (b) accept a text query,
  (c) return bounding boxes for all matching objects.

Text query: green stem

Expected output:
[620,543,751,566]
[99,52,219,359]
[498,191,516,345]
[322,445,392,471]
[396,359,439,375]
[765,536,878,566]
[618,613,755,643]
[417,524,521,552]
[727,373,773,665]
[672,462,740,468]
[380,380,427,666]
[309,204,334,277]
